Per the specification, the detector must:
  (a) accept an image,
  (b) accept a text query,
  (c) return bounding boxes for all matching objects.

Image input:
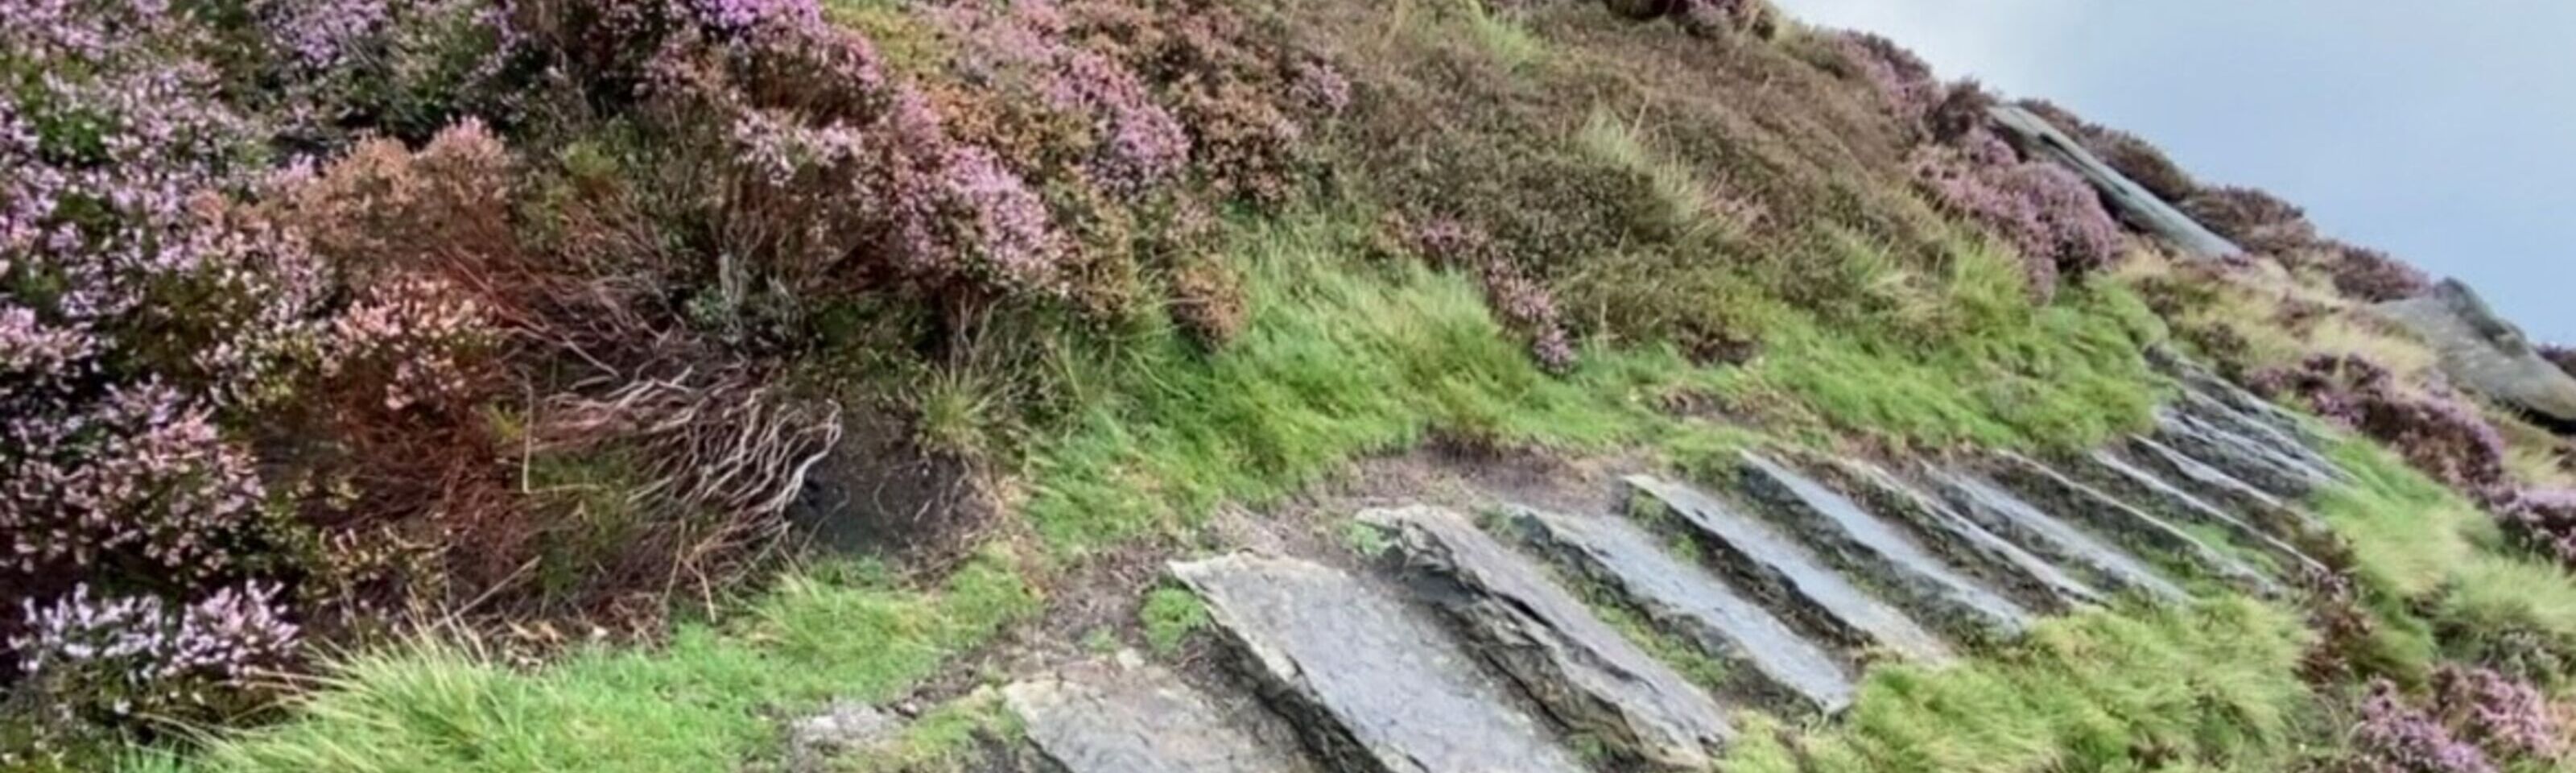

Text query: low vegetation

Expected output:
[6,0,2574,771]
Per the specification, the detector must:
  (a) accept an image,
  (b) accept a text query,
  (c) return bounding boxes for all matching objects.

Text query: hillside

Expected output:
[6,0,2576,771]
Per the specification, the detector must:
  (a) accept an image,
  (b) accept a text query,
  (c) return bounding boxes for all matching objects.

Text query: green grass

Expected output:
[1137,586,1211,657]
[2312,439,2576,685]
[1726,597,2317,773]
[135,556,1038,773]
[1017,209,1712,551]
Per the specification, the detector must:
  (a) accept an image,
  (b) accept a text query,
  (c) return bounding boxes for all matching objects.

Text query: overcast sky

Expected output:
[1769,0,2576,343]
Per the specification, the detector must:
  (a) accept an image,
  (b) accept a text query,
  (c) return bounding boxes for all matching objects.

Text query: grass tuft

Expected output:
[146,556,1039,773]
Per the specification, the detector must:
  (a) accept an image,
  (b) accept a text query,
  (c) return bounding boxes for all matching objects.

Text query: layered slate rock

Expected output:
[2069,449,2326,575]
[1988,104,2243,258]
[1734,453,2033,639]
[1924,467,2188,601]
[1510,506,1856,715]
[1169,554,1589,773]
[1006,661,1317,773]
[2155,401,2343,497]
[2121,436,2328,544]
[1623,474,1955,663]
[1987,454,2281,596]
[1823,460,2105,611]
[1361,506,1733,770]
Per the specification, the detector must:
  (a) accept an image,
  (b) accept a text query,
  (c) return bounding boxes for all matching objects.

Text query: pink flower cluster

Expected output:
[2353,679,2501,773]
[10,584,297,740]
[2248,355,2510,502]
[1831,31,1941,132]
[2500,488,2576,569]
[935,0,1191,194]
[2429,665,2568,763]
[1407,217,1575,371]
[1913,130,2126,296]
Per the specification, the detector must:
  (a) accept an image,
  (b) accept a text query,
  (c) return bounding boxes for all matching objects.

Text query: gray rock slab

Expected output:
[1509,506,1855,715]
[1924,466,2189,601]
[2157,400,2347,497]
[1735,453,2033,639]
[2072,449,2328,576]
[2122,436,2329,543]
[1825,459,2105,611]
[1361,506,1732,770]
[1005,663,1317,773]
[1988,104,2244,258]
[2376,279,2576,424]
[1169,554,1588,773]
[1988,454,2281,597]
[1623,474,1955,663]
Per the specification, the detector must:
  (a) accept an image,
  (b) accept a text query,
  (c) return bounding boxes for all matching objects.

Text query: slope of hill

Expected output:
[6,1,2575,771]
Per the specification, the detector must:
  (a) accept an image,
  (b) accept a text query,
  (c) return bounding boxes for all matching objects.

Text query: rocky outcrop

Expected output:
[1361,506,1734,770]
[1735,453,2033,639]
[1006,661,1319,773]
[1511,506,1858,715]
[1988,104,2244,258]
[2377,279,2576,426]
[1624,474,1956,663]
[1170,554,1590,773]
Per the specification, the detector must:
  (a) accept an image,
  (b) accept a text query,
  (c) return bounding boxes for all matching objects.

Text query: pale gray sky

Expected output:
[1770,0,2576,343]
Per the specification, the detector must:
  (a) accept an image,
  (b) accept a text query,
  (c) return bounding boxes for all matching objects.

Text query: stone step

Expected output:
[1509,506,1856,716]
[1170,554,1590,773]
[2153,402,2343,498]
[2069,448,2329,577]
[1005,659,1319,773]
[1622,474,1955,663]
[1822,459,2107,611]
[1360,506,1733,770]
[2150,347,2339,449]
[1985,454,2282,597]
[2122,436,2331,544]
[1922,466,2189,601]
[1733,453,2034,639]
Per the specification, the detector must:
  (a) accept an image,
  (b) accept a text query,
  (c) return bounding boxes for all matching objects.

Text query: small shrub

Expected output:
[2182,185,2318,254]
[2314,242,2433,303]
[2348,679,2500,773]
[1828,30,1940,134]
[2428,664,2566,764]
[1912,136,2127,296]
[2249,355,2509,502]
[1401,216,1578,370]
[6,585,299,771]
[2499,489,2576,569]
[1137,586,1209,656]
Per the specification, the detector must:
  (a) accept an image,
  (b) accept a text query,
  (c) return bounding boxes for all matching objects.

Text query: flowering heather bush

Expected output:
[1913,137,2127,296]
[6,585,298,770]
[1405,216,1577,371]
[2499,488,2576,569]
[2350,680,2500,773]
[934,0,1190,194]
[2429,664,2567,764]
[1830,30,1941,134]
[2182,184,2318,254]
[2314,242,2433,303]
[2250,355,2510,502]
